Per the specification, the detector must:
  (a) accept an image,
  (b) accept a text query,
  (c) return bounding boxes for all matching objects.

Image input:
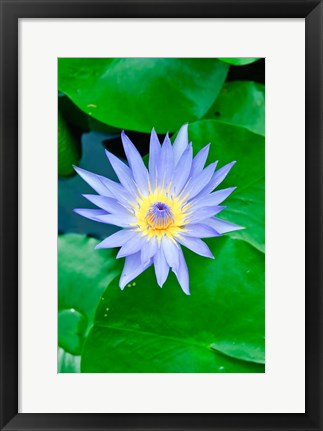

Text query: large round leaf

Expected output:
[219,58,260,66]
[188,120,265,253]
[205,81,265,135]
[81,236,264,373]
[58,234,122,360]
[58,58,229,133]
[58,110,81,176]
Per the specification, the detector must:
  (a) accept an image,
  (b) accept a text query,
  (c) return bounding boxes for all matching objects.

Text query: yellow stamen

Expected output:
[132,186,190,239]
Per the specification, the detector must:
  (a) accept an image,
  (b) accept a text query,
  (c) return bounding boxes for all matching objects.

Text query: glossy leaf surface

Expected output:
[58,58,229,133]
[82,237,264,373]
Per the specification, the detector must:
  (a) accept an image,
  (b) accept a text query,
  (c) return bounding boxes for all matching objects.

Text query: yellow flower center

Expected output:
[133,188,190,239]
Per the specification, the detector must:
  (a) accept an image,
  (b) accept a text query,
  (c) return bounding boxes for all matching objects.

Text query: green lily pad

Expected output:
[58,58,229,133]
[81,236,264,373]
[58,234,122,368]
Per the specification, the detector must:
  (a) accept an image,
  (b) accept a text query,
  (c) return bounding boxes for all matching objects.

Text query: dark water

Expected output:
[58,132,119,239]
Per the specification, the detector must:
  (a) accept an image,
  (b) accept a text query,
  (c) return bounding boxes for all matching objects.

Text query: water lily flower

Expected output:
[74,124,241,295]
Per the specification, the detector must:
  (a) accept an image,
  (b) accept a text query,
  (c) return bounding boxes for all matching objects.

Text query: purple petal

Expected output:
[117,233,145,258]
[73,208,107,223]
[161,236,180,269]
[158,134,174,188]
[121,131,149,195]
[96,229,137,249]
[199,161,236,196]
[190,144,210,177]
[154,246,170,287]
[98,176,134,206]
[177,236,214,259]
[206,187,236,205]
[73,166,113,197]
[141,236,158,266]
[184,162,217,200]
[186,205,225,224]
[119,252,152,289]
[190,187,236,209]
[183,223,221,238]
[148,128,161,189]
[105,149,138,195]
[173,124,189,165]
[171,144,193,195]
[172,246,190,295]
[212,162,236,188]
[83,194,131,213]
[162,133,171,145]
[204,217,244,234]
[95,213,136,227]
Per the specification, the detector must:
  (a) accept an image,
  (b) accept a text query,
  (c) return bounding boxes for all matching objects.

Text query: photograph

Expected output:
[57,57,265,373]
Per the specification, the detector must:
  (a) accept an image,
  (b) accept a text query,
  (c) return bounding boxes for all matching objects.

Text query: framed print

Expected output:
[0,0,322,430]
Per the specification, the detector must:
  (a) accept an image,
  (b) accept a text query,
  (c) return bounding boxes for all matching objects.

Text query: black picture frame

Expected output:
[1,1,322,430]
